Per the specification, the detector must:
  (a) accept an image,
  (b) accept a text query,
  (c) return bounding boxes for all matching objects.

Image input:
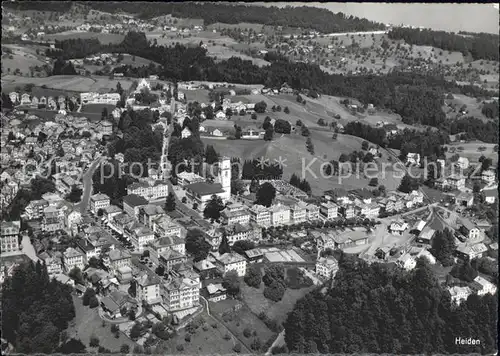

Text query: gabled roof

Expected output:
[185,182,225,196]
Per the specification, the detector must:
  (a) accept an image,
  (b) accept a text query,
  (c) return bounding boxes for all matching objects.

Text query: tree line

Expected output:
[2,261,76,353]
[284,254,497,354]
[388,27,499,61]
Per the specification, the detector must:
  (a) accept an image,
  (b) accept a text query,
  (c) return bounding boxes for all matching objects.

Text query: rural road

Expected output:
[265,330,285,355]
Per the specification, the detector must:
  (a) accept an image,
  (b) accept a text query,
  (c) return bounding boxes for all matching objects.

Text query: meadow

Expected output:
[42,31,125,44]
[2,74,135,93]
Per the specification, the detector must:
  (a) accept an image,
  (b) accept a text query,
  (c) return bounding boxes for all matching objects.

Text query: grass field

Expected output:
[240,280,315,325]
[156,313,237,354]
[66,295,136,352]
[184,89,210,103]
[1,74,135,93]
[82,103,116,115]
[210,298,275,352]
[203,129,402,195]
[42,31,125,45]
[2,45,47,76]
[444,93,492,122]
[444,141,498,165]
[119,54,160,67]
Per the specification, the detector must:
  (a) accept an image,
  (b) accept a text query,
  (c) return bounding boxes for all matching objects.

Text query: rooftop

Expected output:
[122,194,149,208]
[185,182,225,196]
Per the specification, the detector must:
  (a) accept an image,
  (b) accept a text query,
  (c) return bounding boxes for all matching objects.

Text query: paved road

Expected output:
[77,157,106,214]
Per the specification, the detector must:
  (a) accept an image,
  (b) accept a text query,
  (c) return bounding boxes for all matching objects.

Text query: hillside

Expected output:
[4,1,386,34]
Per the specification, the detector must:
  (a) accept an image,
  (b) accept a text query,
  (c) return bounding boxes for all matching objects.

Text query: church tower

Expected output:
[218,157,231,193]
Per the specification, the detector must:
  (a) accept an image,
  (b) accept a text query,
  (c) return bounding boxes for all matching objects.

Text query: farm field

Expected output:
[1,74,135,93]
[184,89,211,103]
[209,298,275,352]
[82,103,116,116]
[119,54,160,67]
[41,31,125,44]
[66,295,136,352]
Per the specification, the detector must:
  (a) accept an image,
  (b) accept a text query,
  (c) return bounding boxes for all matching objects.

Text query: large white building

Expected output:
[162,275,200,311]
[212,252,247,277]
[320,201,338,219]
[127,178,169,203]
[135,271,162,305]
[63,247,85,272]
[80,92,121,105]
[249,204,271,227]
[448,286,472,306]
[1,220,20,253]
[184,158,231,211]
[220,202,251,226]
[90,193,111,214]
[269,203,291,226]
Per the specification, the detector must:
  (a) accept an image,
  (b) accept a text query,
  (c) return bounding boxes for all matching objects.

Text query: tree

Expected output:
[251,113,257,120]
[218,231,231,255]
[120,344,130,353]
[431,229,456,266]
[274,119,291,134]
[204,144,219,164]
[369,178,378,186]
[232,240,255,255]
[290,173,301,188]
[361,140,369,150]
[398,174,419,193]
[65,186,82,203]
[305,136,315,154]
[89,335,99,347]
[254,101,267,113]
[264,127,274,141]
[165,192,176,212]
[130,322,143,340]
[83,288,96,306]
[233,343,242,353]
[301,125,310,137]
[185,228,211,262]
[264,279,286,302]
[284,106,290,114]
[244,264,262,288]
[255,182,276,207]
[58,339,86,354]
[203,195,225,220]
[222,270,240,296]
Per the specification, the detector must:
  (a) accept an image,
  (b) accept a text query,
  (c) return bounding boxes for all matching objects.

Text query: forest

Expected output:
[284,254,497,354]
[2,261,76,353]
[388,27,499,61]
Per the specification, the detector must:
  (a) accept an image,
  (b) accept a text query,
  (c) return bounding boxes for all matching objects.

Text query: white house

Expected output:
[181,127,192,139]
[448,286,472,306]
[396,253,416,270]
[456,157,469,169]
[407,153,421,166]
[90,193,111,214]
[320,201,338,220]
[63,247,85,272]
[472,276,497,296]
[212,252,247,277]
[269,203,290,226]
[316,256,338,278]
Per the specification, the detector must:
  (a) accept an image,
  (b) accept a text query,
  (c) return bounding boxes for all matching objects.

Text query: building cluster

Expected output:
[8,91,79,111]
